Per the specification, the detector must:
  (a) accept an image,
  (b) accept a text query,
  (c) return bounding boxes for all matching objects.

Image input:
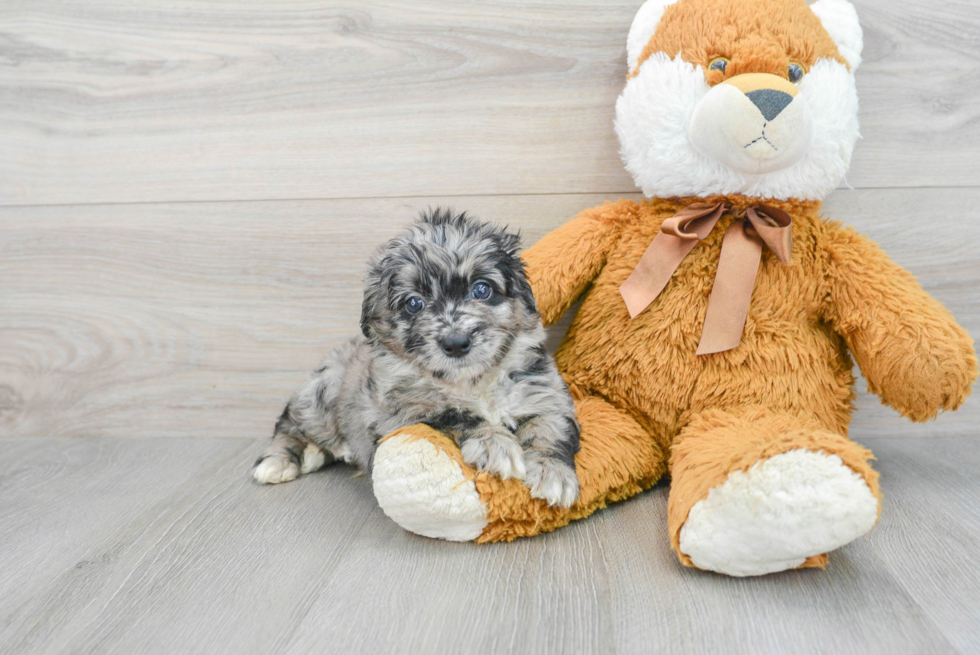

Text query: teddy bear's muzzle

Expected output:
[688,72,814,175]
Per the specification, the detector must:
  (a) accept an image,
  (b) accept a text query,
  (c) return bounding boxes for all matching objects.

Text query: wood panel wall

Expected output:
[1,0,977,440]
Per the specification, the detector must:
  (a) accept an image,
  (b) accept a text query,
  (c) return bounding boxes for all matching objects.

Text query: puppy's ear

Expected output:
[512,263,538,316]
[493,228,537,315]
[360,294,377,340]
[500,253,537,316]
[360,257,389,342]
[500,231,522,258]
[360,289,379,341]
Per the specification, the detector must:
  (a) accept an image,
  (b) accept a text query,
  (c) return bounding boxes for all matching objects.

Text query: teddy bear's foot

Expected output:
[669,408,881,577]
[373,396,667,542]
[668,406,880,576]
[372,427,489,541]
[678,449,879,576]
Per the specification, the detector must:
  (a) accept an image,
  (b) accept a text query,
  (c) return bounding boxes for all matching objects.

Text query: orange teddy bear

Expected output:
[370,0,977,576]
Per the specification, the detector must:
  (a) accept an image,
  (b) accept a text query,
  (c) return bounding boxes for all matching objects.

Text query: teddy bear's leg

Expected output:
[668,407,881,577]
[372,394,667,542]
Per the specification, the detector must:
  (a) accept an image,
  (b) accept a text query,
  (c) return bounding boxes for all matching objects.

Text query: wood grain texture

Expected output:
[865,438,980,654]
[1,189,976,442]
[1,0,979,206]
[0,436,977,654]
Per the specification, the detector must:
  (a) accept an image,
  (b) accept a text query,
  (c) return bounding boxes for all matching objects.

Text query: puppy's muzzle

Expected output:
[440,332,472,358]
[688,73,813,175]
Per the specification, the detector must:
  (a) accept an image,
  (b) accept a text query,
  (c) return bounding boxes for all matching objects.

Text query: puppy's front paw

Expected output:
[460,427,526,481]
[525,453,579,508]
[300,443,327,474]
[253,454,300,484]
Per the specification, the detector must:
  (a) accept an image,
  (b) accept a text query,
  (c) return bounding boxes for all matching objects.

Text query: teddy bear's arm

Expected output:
[522,201,632,326]
[822,224,978,422]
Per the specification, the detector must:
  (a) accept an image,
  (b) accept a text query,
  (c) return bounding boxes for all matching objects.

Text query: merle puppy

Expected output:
[252,209,580,507]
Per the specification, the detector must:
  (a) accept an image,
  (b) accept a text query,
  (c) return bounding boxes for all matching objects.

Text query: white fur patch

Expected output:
[300,443,326,474]
[688,84,813,175]
[460,428,527,481]
[253,455,299,485]
[615,54,859,201]
[373,434,489,542]
[525,453,579,508]
[810,0,863,70]
[678,449,879,577]
[626,0,681,75]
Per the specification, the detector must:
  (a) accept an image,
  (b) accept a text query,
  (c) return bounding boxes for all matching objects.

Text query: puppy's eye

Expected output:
[470,281,492,301]
[708,58,729,74]
[405,296,425,314]
[788,63,805,83]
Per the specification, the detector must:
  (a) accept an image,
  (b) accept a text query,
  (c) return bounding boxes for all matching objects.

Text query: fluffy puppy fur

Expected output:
[252,209,581,507]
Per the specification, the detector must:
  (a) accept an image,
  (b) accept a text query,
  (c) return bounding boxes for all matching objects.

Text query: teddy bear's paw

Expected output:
[459,427,527,481]
[678,449,879,577]
[372,432,489,541]
[525,453,580,508]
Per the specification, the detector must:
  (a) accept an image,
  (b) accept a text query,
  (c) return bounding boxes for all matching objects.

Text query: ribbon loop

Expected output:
[660,202,727,240]
[619,202,727,319]
[619,201,794,354]
[745,205,793,264]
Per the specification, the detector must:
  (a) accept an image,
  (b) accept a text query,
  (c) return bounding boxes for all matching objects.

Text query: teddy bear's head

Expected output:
[615,0,862,201]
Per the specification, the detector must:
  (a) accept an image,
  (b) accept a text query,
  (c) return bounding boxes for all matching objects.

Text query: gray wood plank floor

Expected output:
[0,436,977,654]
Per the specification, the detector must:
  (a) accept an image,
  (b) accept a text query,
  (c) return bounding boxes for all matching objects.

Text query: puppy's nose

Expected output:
[745,89,794,121]
[440,333,471,358]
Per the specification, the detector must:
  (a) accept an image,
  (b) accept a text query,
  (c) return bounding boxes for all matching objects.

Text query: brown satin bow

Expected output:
[619,201,793,355]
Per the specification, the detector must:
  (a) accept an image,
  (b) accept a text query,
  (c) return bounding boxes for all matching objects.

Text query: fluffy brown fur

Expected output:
[634,0,848,80]
[387,194,976,555]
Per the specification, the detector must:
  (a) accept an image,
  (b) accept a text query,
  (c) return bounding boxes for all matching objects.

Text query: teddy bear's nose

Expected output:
[745,89,794,121]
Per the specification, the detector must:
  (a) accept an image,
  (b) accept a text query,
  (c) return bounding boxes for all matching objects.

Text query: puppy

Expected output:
[252,209,581,507]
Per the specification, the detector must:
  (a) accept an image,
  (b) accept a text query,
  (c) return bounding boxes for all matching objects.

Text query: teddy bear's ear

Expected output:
[626,0,681,76]
[809,0,863,70]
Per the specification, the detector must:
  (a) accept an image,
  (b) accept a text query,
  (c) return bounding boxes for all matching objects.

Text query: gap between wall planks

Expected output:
[0,188,977,441]
[1,0,979,206]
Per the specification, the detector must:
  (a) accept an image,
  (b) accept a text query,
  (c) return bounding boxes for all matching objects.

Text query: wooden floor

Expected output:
[2,1,979,653]
[0,436,977,654]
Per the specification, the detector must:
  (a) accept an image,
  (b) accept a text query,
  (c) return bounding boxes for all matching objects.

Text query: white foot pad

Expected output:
[373,434,489,542]
[253,455,299,485]
[678,449,879,577]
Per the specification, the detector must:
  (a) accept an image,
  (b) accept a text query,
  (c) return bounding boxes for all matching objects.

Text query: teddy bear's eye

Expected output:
[788,63,805,83]
[708,58,729,74]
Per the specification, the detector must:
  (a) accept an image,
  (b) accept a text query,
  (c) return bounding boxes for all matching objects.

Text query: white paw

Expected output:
[525,454,579,507]
[460,428,526,481]
[678,449,879,577]
[373,434,488,541]
[252,455,300,484]
[300,443,326,474]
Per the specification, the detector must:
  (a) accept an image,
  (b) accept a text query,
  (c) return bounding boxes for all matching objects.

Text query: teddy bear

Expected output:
[369,0,977,576]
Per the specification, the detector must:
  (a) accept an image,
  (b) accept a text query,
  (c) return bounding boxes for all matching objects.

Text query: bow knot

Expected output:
[619,201,793,355]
